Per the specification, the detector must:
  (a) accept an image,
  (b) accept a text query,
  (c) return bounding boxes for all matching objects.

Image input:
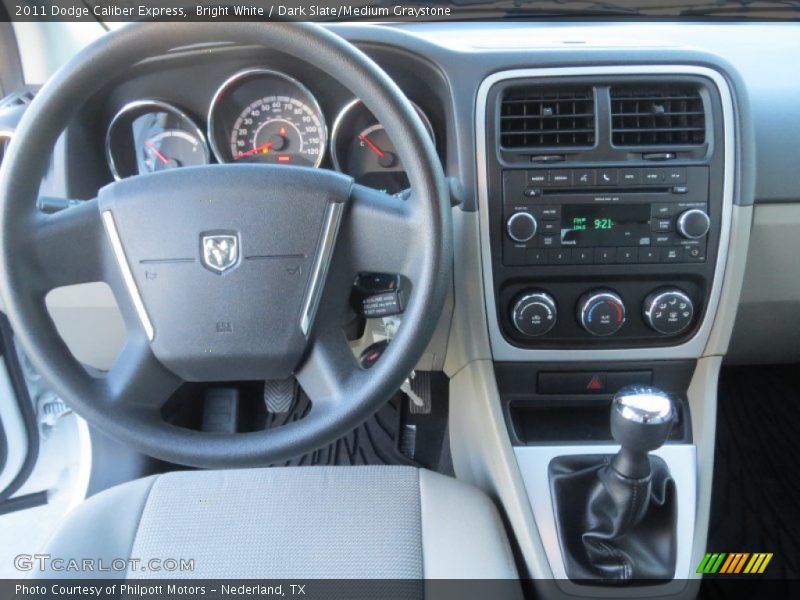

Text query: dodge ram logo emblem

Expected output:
[201,233,239,274]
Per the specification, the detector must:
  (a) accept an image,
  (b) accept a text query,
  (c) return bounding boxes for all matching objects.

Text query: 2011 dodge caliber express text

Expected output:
[0,1,799,599]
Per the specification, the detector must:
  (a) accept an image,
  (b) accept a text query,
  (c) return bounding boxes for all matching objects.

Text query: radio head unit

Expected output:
[501,166,710,267]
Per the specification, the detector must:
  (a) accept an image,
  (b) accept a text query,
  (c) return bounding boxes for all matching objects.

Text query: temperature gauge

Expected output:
[106,100,209,180]
[330,99,435,195]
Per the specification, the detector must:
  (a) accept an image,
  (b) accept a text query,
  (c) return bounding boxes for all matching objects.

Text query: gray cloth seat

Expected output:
[35,466,519,580]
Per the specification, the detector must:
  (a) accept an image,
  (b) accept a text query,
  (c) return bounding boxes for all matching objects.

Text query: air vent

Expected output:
[500,87,595,149]
[0,90,35,110]
[611,84,706,146]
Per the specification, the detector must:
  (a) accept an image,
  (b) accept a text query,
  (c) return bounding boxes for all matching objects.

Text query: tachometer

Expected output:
[209,69,326,167]
[330,99,435,195]
[106,100,209,180]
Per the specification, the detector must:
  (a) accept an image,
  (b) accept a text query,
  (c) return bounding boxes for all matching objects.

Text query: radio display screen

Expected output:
[561,204,652,247]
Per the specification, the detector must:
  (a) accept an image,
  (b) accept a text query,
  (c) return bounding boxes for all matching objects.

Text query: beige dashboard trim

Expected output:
[475,65,737,362]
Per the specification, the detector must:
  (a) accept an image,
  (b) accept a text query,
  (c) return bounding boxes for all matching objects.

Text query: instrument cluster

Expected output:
[105,68,435,195]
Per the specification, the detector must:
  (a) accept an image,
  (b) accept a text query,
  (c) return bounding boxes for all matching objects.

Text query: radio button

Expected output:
[539,207,560,220]
[672,185,689,194]
[597,169,618,186]
[618,248,638,263]
[549,249,573,264]
[526,171,548,187]
[654,234,674,245]
[549,170,573,186]
[652,218,672,233]
[539,235,559,248]
[526,249,548,264]
[523,187,543,198]
[639,248,659,263]
[677,209,711,239]
[643,169,665,183]
[574,170,596,186]
[540,221,558,233]
[574,249,594,264]
[506,212,538,243]
[620,169,642,185]
[651,203,676,217]
[595,248,617,264]
[660,247,682,262]
[665,168,687,183]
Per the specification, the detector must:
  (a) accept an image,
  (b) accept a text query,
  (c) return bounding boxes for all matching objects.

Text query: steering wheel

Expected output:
[0,23,451,468]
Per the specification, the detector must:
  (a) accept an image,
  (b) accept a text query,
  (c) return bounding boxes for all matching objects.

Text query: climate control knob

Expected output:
[644,289,694,335]
[511,292,557,337]
[578,291,626,337]
[676,209,710,239]
[506,212,538,243]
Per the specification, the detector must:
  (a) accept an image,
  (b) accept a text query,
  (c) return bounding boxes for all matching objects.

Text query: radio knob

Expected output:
[511,292,557,337]
[644,289,694,335]
[676,209,710,239]
[578,291,626,337]
[506,212,538,243]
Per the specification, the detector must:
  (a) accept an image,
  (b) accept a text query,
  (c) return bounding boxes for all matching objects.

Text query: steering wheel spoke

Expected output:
[294,318,360,415]
[25,199,110,293]
[103,329,182,410]
[343,184,423,279]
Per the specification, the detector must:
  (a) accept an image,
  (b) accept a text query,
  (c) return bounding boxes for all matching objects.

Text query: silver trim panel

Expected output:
[515,444,697,586]
[476,66,736,362]
[300,202,345,336]
[101,211,155,341]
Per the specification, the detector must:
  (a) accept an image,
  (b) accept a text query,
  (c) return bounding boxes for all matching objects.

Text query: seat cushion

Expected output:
[34,466,518,580]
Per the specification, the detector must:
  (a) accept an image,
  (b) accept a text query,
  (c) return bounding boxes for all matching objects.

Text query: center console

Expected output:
[479,67,733,363]
[475,65,736,592]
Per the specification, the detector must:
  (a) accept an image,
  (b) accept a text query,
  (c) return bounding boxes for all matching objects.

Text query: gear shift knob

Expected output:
[610,385,675,478]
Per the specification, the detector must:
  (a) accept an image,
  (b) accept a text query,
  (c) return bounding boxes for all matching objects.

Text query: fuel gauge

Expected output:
[106,100,209,180]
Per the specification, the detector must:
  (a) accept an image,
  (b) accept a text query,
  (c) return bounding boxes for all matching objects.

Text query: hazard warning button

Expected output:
[538,372,607,394]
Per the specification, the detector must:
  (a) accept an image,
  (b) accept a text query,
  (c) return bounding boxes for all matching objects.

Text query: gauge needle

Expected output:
[144,140,170,166]
[359,134,385,158]
[235,142,273,160]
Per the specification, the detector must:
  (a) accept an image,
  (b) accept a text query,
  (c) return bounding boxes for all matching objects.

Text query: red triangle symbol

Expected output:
[586,376,603,391]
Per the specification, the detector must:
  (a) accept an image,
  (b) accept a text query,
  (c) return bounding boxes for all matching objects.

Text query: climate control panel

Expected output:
[509,287,697,342]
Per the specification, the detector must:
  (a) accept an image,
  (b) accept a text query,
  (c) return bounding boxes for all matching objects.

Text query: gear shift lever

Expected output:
[549,385,679,582]
[610,385,675,478]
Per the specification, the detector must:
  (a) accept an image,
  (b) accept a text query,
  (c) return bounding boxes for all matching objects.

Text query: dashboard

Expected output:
[3,21,800,370]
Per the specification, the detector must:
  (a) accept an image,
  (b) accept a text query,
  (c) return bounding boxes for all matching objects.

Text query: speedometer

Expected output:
[209,69,327,167]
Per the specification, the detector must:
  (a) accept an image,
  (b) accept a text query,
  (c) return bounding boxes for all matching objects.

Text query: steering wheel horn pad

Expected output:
[99,165,351,382]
